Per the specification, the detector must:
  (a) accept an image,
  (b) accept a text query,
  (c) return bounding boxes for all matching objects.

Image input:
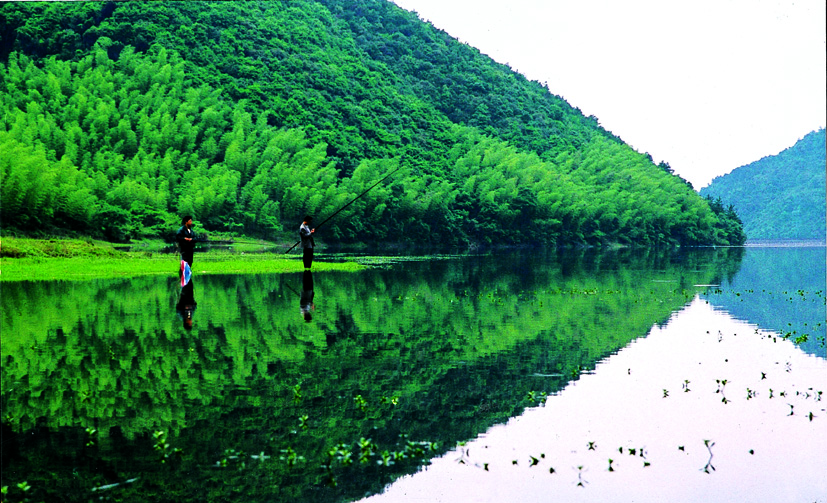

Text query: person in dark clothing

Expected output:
[176,215,196,266]
[299,215,315,270]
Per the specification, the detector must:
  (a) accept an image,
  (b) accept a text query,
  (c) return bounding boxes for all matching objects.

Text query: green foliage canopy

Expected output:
[0,1,744,246]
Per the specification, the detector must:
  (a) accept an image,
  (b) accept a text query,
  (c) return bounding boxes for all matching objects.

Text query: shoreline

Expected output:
[0,236,364,282]
[0,255,364,282]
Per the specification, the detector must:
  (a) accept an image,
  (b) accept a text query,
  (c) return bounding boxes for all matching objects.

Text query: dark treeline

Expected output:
[0,1,744,246]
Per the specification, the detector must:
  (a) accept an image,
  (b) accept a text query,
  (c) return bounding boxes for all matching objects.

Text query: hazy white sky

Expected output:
[391,0,826,189]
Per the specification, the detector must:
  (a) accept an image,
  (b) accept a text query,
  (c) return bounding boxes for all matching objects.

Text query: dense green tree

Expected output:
[0,1,744,246]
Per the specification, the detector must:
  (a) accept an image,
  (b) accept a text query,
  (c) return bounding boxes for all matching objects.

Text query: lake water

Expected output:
[1,246,824,502]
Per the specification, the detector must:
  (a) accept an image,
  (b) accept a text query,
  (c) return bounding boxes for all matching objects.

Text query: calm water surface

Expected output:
[1,247,824,502]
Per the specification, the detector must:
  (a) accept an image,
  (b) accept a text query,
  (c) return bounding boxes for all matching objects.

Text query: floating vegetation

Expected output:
[701,440,716,474]
[526,390,549,404]
[279,447,305,468]
[152,431,183,464]
[84,427,97,447]
[715,379,730,404]
[575,465,588,487]
[354,394,369,413]
[703,282,826,353]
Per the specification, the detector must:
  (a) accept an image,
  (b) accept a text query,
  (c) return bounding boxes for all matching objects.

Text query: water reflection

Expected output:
[301,270,315,322]
[362,298,827,502]
[176,278,198,330]
[1,248,753,502]
[702,245,826,357]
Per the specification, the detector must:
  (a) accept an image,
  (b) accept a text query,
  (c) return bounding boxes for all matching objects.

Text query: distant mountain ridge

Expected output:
[701,129,826,241]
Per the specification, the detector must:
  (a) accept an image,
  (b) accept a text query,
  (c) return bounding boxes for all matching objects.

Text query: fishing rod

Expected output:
[284,165,403,254]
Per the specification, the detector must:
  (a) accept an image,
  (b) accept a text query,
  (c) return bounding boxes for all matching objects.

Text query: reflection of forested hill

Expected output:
[0,1,742,246]
[1,249,740,502]
[703,246,826,357]
[700,129,826,241]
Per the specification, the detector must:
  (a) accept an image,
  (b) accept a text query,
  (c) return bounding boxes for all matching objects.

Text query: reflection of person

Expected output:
[299,215,315,270]
[300,270,314,322]
[176,279,198,330]
[176,215,196,266]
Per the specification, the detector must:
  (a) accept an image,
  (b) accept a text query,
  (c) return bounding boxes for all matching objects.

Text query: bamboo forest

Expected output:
[1,1,745,246]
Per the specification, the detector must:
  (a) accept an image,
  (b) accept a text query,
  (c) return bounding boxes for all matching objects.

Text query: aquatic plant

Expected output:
[84,427,97,447]
[1,482,32,503]
[357,437,377,464]
[152,431,182,464]
[279,447,305,467]
[354,395,369,413]
[715,379,730,404]
[526,391,548,404]
[575,465,588,487]
[379,395,400,406]
[700,440,716,474]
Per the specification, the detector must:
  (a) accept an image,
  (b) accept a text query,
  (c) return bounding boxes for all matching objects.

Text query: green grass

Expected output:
[1,237,363,281]
[1,236,124,258]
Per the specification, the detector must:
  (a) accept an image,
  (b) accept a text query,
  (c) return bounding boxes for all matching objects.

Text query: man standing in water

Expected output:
[300,215,315,269]
[176,215,196,266]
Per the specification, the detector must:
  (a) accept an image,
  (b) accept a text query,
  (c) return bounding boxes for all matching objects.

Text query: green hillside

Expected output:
[700,129,826,241]
[0,1,743,247]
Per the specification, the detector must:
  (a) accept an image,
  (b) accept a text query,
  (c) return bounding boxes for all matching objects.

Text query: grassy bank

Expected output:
[0,237,363,282]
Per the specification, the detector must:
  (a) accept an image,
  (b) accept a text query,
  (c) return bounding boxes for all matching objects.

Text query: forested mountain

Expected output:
[0,1,744,246]
[700,129,826,241]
